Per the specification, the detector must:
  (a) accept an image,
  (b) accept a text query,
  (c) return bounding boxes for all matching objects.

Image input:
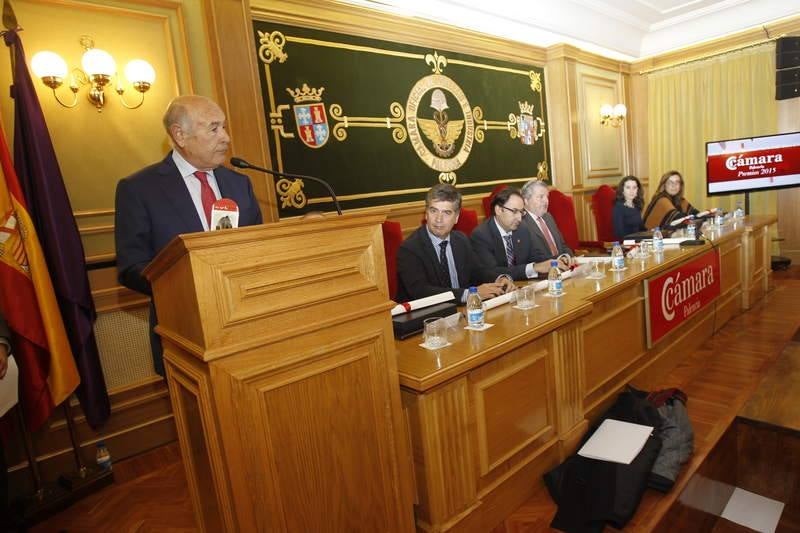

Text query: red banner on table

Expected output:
[646,249,720,345]
[707,145,800,183]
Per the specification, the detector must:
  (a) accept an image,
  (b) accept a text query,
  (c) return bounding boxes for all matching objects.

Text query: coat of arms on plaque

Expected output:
[287,84,329,148]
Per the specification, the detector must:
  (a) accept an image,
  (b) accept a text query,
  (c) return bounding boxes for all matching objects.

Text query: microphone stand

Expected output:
[230,157,343,215]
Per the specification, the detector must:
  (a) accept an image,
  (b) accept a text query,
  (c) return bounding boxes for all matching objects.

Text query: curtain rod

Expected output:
[638,31,781,75]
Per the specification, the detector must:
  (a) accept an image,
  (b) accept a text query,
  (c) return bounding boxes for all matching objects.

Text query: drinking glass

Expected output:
[423,317,447,348]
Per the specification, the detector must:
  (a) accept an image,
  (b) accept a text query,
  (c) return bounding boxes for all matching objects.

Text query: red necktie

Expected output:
[536,216,559,256]
[193,171,216,227]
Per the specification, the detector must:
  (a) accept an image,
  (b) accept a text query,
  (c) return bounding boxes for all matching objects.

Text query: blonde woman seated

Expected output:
[642,171,699,229]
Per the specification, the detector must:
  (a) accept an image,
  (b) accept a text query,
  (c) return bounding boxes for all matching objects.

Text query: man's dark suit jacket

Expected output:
[396,226,496,303]
[521,211,573,263]
[471,218,536,281]
[115,152,263,374]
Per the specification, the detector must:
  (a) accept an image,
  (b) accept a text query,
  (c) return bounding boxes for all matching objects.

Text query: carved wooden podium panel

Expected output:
[144,214,414,532]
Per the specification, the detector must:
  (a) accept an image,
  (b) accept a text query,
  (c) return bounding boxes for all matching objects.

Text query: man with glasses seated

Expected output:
[471,187,555,280]
[396,184,513,303]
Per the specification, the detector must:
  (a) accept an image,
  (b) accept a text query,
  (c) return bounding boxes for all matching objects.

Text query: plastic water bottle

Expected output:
[734,201,745,219]
[652,227,664,253]
[466,286,484,328]
[714,209,724,227]
[96,441,112,471]
[687,222,696,239]
[547,260,563,297]
[611,241,625,270]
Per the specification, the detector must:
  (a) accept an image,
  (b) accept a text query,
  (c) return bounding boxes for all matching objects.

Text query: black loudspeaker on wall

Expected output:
[776,36,800,100]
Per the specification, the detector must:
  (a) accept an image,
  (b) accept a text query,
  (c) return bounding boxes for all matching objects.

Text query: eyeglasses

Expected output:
[498,205,524,216]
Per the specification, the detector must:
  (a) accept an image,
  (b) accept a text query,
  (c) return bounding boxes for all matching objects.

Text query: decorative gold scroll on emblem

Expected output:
[438,172,457,184]
[328,102,407,143]
[529,71,542,92]
[472,106,513,143]
[257,30,288,64]
[537,161,549,179]
[406,59,475,172]
[276,178,307,209]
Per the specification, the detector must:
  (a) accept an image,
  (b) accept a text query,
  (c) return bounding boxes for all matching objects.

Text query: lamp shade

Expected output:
[124,59,155,84]
[600,104,613,118]
[81,48,116,77]
[31,51,68,79]
[613,103,627,118]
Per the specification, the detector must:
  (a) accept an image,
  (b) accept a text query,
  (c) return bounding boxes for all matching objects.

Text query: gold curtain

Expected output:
[648,43,777,216]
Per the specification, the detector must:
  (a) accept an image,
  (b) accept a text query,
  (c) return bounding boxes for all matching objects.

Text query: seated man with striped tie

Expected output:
[520,179,573,270]
[470,187,555,280]
[396,184,513,303]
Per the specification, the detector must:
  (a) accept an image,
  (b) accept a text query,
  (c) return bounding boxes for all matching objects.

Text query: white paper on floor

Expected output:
[721,487,784,533]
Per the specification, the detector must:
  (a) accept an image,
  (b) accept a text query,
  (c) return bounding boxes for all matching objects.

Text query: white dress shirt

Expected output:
[172,151,222,231]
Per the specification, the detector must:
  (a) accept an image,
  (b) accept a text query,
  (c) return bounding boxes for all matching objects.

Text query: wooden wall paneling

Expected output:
[164,352,231,533]
[402,376,477,530]
[715,236,744,330]
[629,71,649,182]
[544,47,579,192]
[7,378,176,498]
[575,64,627,183]
[582,284,647,409]
[551,320,586,457]
[204,0,278,221]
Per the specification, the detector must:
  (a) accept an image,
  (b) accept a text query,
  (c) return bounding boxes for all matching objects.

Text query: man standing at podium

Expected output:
[396,184,512,303]
[114,95,262,375]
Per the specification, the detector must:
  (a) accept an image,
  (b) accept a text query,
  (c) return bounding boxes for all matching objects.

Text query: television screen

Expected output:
[706,131,800,195]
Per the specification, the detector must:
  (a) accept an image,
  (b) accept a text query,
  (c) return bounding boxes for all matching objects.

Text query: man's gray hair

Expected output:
[521,179,548,200]
[425,183,462,212]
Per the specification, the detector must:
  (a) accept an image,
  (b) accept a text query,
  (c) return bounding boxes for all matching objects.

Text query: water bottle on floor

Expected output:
[96,441,112,471]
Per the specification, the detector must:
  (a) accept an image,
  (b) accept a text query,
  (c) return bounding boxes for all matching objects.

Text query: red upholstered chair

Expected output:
[381,220,403,301]
[591,185,617,242]
[547,188,603,252]
[454,207,479,236]
[482,184,509,219]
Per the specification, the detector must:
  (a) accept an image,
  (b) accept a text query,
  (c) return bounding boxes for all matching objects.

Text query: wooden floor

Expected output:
[29,268,800,533]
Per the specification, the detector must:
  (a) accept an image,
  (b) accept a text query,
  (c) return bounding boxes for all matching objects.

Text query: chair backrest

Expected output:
[546,188,580,251]
[454,208,479,237]
[591,185,617,242]
[381,220,403,301]
[482,184,509,219]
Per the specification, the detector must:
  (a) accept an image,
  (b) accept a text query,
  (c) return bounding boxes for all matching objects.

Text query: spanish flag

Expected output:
[0,114,79,430]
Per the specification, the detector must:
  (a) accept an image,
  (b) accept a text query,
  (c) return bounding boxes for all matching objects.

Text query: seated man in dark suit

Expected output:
[115,95,263,375]
[520,179,573,269]
[396,184,513,303]
[471,187,555,280]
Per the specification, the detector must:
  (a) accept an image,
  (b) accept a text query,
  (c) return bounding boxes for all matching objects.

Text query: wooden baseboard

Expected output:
[7,377,176,497]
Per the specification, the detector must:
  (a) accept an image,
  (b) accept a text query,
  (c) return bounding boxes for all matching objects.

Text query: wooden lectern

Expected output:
[143,214,414,532]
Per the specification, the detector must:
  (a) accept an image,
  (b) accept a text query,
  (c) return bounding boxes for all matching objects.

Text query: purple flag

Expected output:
[4,29,110,428]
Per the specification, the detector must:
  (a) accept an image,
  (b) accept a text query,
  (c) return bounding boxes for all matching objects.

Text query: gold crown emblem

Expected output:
[518,101,534,115]
[286,83,325,103]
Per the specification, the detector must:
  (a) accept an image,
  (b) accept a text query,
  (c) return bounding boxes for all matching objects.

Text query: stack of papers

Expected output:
[577,418,653,464]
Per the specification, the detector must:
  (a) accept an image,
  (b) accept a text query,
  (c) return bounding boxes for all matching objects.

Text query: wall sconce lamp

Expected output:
[600,103,627,127]
[30,36,155,111]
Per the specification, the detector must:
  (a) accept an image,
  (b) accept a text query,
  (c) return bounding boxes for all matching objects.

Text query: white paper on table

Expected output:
[483,291,514,311]
[391,291,455,316]
[0,357,19,417]
[577,418,653,464]
[574,256,612,264]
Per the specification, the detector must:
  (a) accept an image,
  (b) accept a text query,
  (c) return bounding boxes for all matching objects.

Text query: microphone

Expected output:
[230,157,343,215]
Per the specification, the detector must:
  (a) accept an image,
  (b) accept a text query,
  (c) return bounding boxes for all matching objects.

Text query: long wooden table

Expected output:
[395,215,776,532]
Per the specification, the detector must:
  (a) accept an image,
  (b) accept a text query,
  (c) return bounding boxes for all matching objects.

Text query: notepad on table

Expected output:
[577,418,653,464]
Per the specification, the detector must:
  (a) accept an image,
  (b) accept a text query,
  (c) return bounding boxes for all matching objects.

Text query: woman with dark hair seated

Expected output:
[612,175,645,240]
[642,170,699,229]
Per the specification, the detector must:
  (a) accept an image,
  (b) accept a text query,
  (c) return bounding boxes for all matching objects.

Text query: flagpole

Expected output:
[62,402,87,477]
[14,405,43,499]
